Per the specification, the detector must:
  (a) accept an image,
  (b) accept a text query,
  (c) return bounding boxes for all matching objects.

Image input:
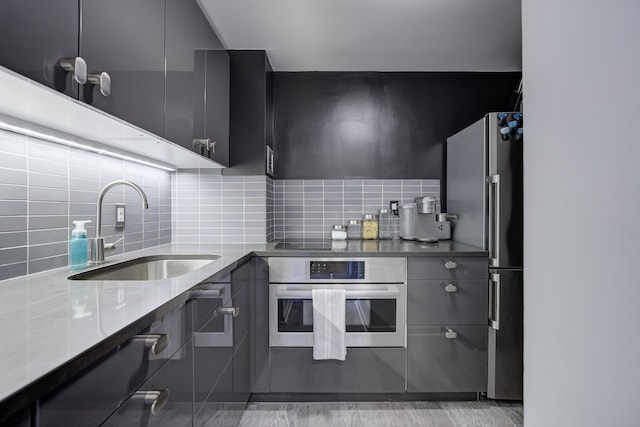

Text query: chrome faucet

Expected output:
[89,180,149,265]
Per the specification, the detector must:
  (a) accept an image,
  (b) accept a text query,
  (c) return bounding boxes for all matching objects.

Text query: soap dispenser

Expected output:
[70,220,91,270]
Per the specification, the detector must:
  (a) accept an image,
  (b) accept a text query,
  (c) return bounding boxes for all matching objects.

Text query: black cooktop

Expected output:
[274,239,334,250]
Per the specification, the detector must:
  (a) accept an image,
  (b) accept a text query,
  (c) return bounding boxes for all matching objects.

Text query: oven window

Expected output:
[277,299,397,333]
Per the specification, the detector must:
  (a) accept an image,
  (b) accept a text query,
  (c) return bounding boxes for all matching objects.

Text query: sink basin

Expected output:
[68,254,220,281]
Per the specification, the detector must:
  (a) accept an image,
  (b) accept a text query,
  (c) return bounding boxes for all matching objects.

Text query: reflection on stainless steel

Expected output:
[68,254,220,281]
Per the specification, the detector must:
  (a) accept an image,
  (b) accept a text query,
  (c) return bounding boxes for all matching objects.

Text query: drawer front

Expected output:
[269,348,406,393]
[407,325,487,393]
[407,257,488,280]
[193,284,249,414]
[39,303,192,427]
[101,338,194,427]
[191,282,230,332]
[194,335,249,427]
[408,279,488,325]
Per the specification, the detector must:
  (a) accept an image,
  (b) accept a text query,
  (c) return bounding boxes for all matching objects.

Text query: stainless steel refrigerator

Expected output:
[446,112,523,400]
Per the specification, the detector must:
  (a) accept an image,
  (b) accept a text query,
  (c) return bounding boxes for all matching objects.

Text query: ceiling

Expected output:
[197,0,522,72]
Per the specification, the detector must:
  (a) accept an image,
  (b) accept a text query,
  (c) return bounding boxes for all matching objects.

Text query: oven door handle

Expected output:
[275,287,400,299]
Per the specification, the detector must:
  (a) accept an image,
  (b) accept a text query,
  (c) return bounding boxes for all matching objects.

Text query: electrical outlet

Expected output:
[390,200,399,215]
[115,204,125,228]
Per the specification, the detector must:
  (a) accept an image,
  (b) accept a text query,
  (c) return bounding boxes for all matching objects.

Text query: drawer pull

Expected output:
[445,328,458,339]
[444,260,458,269]
[444,283,458,293]
[87,71,111,96]
[133,389,169,415]
[132,334,168,356]
[215,306,239,318]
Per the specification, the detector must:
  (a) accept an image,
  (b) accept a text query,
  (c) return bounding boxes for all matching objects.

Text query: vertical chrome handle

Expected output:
[215,306,239,318]
[87,72,111,96]
[489,272,501,330]
[208,140,216,154]
[133,389,169,415]
[444,260,457,269]
[132,334,169,356]
[487,174,501,267]
[59,57,87,84]
[444,283,458,293]
[445,328,458,339]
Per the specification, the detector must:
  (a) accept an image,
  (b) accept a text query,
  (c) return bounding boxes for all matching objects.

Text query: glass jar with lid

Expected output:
[378,208,392,240]
[331,224,347,240]
[362,214,379,240]
[347,219,362,239]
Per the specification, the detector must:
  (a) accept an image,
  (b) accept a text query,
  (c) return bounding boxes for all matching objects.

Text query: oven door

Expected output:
[269,283,406,348]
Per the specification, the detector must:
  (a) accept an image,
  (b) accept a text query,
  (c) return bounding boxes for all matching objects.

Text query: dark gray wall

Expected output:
[273,72,520,179]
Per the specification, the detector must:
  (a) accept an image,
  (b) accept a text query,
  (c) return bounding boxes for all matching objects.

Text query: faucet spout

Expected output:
[95,180,149,238]
[90,180,149,264]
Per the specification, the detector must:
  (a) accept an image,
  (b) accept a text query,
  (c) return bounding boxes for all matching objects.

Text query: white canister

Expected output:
[331,224,347,240]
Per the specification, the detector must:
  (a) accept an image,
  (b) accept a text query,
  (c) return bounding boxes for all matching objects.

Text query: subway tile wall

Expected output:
[0,129,172,281]
[172,170,273,244]
[274,179,440,239]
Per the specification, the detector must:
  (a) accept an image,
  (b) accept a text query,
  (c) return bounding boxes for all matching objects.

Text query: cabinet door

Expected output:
[79,0,165,136]
[203,50,230,166]
[407,325,487,393]
[407,257,488,280]
[408,279,488,325]
[0,0,79,97]
[164,0,224,152]
[101,338,194,427]
[39,302,193,427]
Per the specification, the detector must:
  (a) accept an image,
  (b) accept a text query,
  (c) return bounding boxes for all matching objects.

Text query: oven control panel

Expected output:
[309,261,365,280]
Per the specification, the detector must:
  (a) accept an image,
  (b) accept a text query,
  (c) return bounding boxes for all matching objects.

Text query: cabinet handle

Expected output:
[133,389,169,415]
[444,283,458,293]
[132,334,168,356]
[209,140,216,154]
[87,72,111,96]
[489,272,501,330]
[445,328,458,339]
[215,306,239,318]
[192,138,216,154]
[444,260,458,269]
[58,57,87,84]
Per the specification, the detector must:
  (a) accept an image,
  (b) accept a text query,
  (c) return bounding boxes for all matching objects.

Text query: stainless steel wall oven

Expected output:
[268,257,407,347]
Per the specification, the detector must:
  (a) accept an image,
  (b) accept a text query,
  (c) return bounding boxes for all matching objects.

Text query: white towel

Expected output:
[312,289,347,361]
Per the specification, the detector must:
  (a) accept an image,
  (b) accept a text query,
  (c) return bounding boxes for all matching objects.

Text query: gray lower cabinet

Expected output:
[406,256,488,394]
[407,325,487,393]
[269,348,406,393]
[101,338,194,427]
[407,279,488,325]
[193,259,251,426]
[39,301,194,427]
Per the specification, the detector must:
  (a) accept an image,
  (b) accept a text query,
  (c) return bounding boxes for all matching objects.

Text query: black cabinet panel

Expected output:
[0,0,79,97]
[80,0,166,135]
[273,72,520,179]
[204,50,230,166]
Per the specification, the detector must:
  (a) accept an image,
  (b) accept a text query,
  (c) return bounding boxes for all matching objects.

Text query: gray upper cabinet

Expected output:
[228,51,273,176]
[79,0,166,137]
[0,0,80,97]
[165,0,230,165]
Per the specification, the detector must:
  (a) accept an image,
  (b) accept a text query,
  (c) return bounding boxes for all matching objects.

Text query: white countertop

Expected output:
[0,243,268,404]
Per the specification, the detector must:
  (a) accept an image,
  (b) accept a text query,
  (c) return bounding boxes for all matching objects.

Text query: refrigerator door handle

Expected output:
[489,272,501,330]
[487,174,501,267]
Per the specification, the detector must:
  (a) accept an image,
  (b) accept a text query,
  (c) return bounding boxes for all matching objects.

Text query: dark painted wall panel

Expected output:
[273,72,520,179]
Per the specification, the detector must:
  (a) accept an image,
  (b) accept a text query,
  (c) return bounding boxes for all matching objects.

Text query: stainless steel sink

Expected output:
[68,254,220,281]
